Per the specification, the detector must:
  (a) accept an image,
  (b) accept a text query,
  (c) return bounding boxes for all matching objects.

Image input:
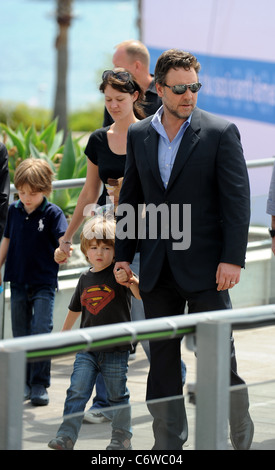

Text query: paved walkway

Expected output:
[22,326,275,451]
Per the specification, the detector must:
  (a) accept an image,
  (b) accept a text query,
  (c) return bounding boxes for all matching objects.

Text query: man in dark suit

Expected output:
[114,49,253,450]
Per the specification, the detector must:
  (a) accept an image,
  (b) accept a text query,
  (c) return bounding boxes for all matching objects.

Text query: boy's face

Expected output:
[17,184,44,214]
[86,239,115,272]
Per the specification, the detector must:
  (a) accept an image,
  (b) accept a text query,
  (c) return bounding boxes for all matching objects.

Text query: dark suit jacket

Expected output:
[115,107,250,293]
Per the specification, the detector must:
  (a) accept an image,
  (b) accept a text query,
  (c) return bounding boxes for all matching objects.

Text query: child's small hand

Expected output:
[114,267,133,287]
[105,177,123,207]
[54,247,72,264]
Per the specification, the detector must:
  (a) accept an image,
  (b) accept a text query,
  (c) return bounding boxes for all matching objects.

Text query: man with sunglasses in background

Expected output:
[115,49,253,450]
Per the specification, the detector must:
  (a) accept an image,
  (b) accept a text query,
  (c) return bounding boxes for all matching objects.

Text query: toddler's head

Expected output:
[80,217,116,267]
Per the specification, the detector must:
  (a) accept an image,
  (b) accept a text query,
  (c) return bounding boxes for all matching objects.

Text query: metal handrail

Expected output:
[246,157,275,168]
[8,156,275,195]
[0,304,274,360]
[10,177,86,194]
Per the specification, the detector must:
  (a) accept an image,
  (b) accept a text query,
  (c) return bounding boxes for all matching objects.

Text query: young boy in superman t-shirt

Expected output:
[48,216,139,451]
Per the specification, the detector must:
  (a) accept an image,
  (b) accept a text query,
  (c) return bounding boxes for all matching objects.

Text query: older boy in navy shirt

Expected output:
[0,158,67,405]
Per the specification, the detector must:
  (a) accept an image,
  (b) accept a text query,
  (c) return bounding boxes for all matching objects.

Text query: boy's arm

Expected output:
[62,310,81,331]
[0,237,10,284]
[128,275,141,300]
[114,268,141,300]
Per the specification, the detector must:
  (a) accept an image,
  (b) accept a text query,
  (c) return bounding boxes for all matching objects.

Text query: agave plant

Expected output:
[0,119,87,216]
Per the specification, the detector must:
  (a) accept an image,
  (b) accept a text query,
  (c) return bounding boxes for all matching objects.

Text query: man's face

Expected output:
[112,47,136,77]
[156,67,199,121]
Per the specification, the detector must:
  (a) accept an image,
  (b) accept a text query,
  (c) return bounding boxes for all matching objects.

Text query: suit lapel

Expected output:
[142,108,201,192]
[144,125,165,190]
[166,109,201,192]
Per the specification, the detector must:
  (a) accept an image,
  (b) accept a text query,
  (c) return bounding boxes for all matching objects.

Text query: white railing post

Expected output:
[195,321,231,450]
[0,349,25,449]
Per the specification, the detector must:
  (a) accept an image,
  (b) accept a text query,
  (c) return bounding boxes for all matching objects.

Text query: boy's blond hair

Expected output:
[14,158,54,197]
[80,216,116,258]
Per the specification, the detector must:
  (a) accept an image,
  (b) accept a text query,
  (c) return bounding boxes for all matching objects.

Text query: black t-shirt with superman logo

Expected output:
[68,263,133,351]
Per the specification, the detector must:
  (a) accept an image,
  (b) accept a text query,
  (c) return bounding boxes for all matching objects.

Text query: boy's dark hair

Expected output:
[14,158,54,197]
[154,49,201,86]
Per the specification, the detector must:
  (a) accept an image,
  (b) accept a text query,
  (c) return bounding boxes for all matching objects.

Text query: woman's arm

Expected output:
[60,159,102,255]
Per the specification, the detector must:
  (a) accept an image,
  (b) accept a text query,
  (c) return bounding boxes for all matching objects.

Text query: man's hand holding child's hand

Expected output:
[114,265,137,287]
[114,263,141,299]
[114,267,131,285]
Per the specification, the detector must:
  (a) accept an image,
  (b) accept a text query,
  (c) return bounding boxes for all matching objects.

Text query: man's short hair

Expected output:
[115,40,150,68]
[154,49,201,85]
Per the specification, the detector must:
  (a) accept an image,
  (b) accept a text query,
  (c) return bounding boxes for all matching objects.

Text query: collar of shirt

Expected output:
[151,106,192,188]
[146,75,157,95]
[15,196,48,214]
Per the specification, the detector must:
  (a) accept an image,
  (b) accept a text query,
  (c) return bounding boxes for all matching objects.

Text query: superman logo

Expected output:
[81,284,115,315]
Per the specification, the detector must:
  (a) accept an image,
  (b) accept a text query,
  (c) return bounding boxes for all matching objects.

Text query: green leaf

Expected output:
[0,123,26,158]
[29,143,42,160]
[39,119,58,150]
[57,132,76,180]
[52,189,70,210]
[76,162,87,178]
[16,122,26,138]
[25,125,36,153]
[47,130,64,160]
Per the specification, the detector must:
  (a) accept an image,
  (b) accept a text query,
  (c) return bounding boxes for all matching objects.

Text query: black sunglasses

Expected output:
[164,82,202,95]
[102,70,134,85]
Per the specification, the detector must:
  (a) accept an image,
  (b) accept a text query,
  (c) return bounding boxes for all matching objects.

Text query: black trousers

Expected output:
[140,259,249,450]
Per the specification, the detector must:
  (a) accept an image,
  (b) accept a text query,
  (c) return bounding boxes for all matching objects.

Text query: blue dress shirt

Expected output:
[151,105,192,188]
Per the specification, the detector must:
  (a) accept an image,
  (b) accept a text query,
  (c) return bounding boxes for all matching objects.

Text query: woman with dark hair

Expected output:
[58,69,145,243]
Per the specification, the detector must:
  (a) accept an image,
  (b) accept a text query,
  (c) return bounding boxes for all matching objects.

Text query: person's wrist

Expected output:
[61,240,72,245]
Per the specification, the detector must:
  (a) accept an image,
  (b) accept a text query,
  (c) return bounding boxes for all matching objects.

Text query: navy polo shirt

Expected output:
[4,198,68,286]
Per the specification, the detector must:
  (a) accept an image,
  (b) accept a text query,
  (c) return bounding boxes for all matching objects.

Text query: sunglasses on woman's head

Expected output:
[102,70,133,84]
[164,82,202,95]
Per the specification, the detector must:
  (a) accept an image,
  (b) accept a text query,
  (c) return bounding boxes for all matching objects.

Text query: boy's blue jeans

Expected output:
[10,282,55,388]
[57,350,132,443]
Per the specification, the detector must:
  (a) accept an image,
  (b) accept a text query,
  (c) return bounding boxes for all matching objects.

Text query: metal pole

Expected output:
[0,349,25,449]
[195,321,231,450]
[0,282,4,340]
